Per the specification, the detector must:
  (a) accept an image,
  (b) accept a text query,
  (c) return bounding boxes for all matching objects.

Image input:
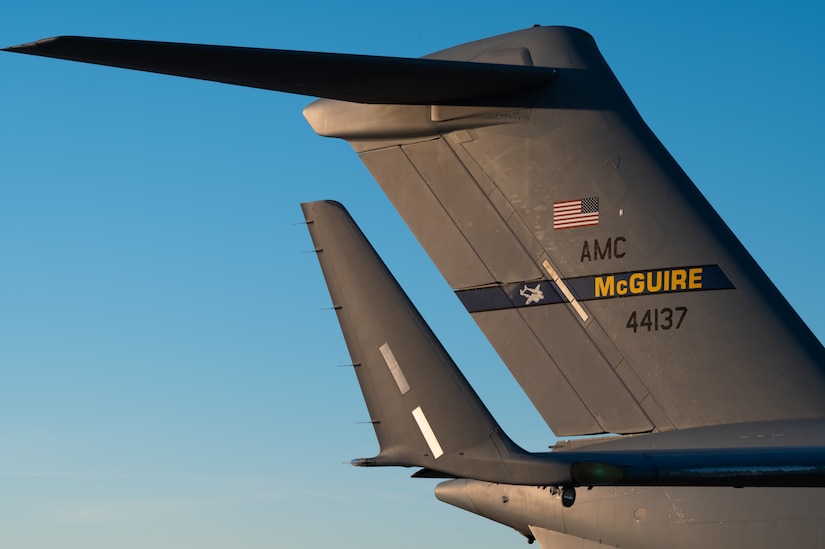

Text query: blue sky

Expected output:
[2,2,824,548]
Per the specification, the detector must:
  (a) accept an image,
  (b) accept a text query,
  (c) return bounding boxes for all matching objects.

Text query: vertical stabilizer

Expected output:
[305,26,825,436]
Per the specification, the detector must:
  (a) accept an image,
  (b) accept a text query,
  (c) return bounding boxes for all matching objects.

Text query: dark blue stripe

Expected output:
[456,265,734,313]
[456,281,564,313]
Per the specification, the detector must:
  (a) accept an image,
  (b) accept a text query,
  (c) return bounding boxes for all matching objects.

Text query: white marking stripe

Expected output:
[379,343,410,395]
[542,259,589,322]
[554,277,576,303]
[542,260,560,280]
[411,406,444,459]
[569,300,589,322]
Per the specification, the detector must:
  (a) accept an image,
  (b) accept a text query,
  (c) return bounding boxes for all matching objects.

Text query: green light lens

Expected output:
[571,461,625,485]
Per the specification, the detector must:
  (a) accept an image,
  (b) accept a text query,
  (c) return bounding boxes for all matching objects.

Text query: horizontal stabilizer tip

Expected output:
[3,36,557,105]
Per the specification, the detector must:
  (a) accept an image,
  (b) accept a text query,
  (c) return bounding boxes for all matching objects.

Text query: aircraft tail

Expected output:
[305,26,825,437]
[302,200,825,490]
[302,200,542,482]
[11,24,824,441]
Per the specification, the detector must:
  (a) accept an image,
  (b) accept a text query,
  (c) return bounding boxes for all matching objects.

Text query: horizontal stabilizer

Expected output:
[3,36,557,104]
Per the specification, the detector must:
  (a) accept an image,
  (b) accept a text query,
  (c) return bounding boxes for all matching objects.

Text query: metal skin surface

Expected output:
[436,480,825,548]
[306,27,825,438]
[303,199,825,547]
[7,25,825,549]
[301,28,825,548]
[303,200,825,490]
[300,200,546,484]
[2,36,556,105]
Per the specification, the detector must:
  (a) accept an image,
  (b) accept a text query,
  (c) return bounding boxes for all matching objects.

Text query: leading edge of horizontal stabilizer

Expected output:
[3,36,557,105]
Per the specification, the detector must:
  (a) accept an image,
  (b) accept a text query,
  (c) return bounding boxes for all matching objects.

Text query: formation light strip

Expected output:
[380,343,410,395]
[543,260,589,322]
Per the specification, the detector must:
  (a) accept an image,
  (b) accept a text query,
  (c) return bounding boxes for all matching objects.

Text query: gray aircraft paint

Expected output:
[305,27,825,437]
[437,480,825,548]
[7,25,825,549]
[303,198,825,548]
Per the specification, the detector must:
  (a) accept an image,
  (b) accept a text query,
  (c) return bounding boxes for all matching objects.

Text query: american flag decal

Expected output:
[553,197,599,230]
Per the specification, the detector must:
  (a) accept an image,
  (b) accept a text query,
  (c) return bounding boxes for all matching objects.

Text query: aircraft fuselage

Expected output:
[437,480,825,548]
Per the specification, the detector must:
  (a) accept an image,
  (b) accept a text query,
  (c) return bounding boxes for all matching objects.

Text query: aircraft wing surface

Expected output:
[4,36,556,105]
